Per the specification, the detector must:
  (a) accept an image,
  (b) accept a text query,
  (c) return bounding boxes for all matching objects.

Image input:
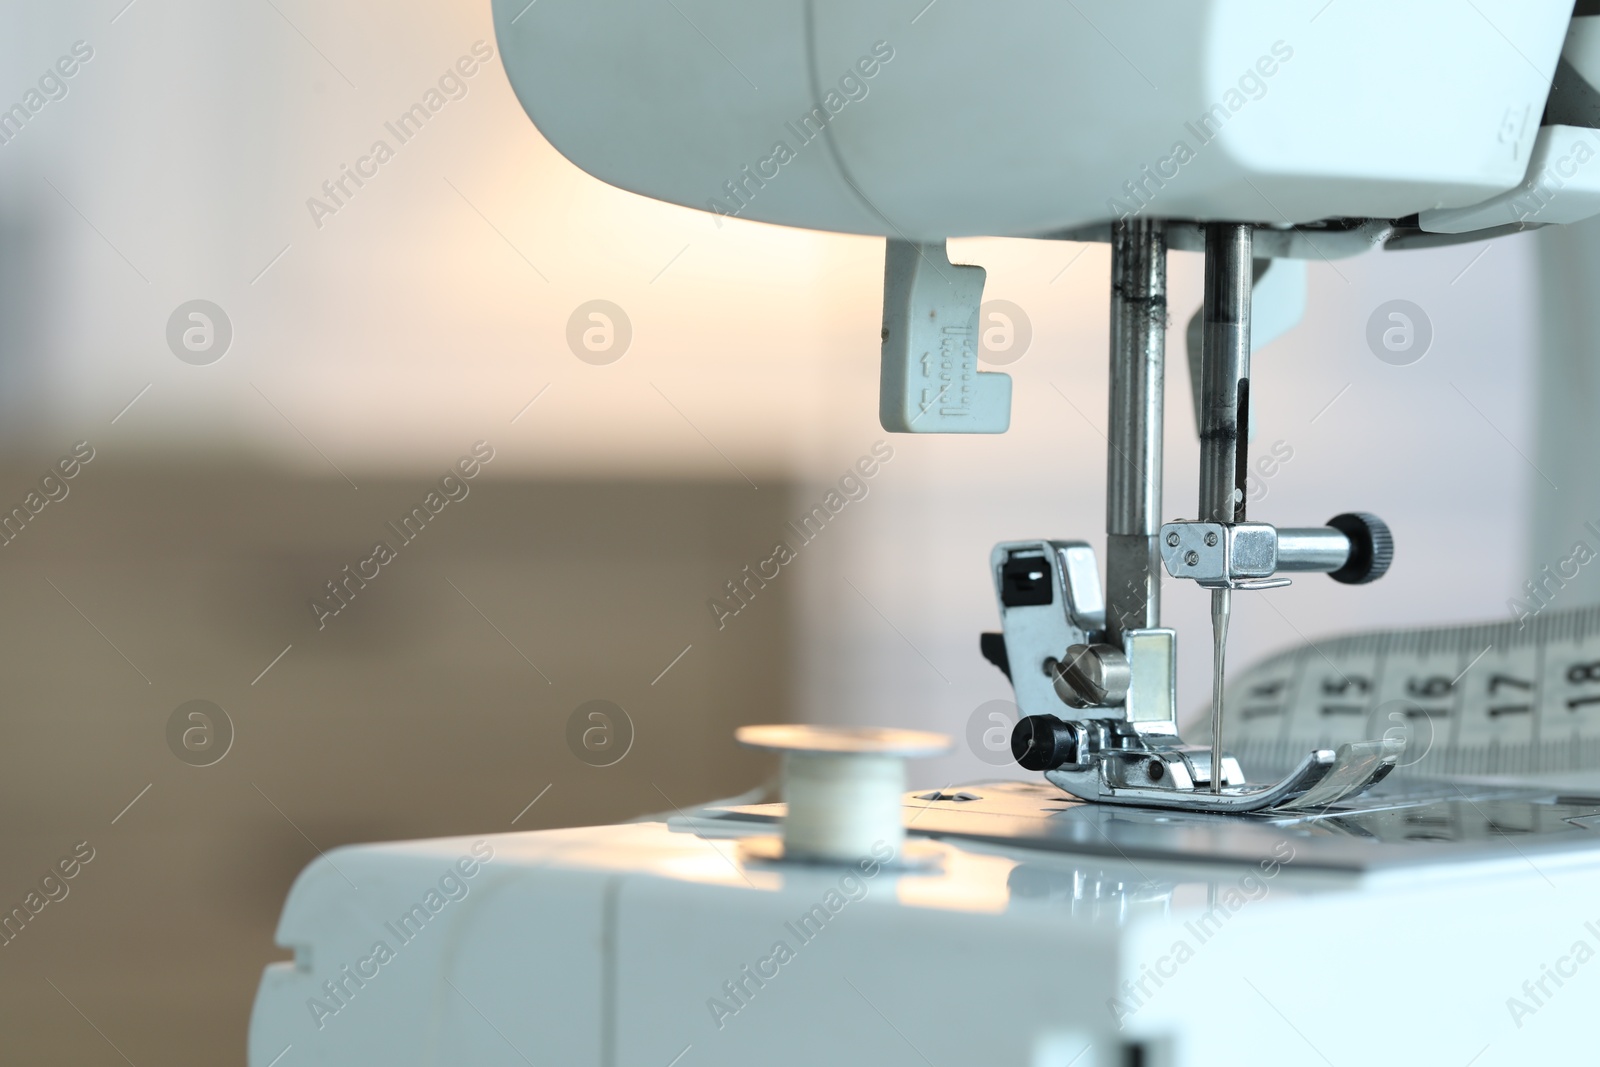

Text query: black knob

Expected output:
[1326,512,1393,585]
[1011,714,1078,771]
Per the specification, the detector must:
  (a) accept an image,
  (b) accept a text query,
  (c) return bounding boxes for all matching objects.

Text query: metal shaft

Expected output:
[1197,223,1253,525]
[1105,218,1167,643]
[1275,527,1353,572]
[1198,223,1252,792]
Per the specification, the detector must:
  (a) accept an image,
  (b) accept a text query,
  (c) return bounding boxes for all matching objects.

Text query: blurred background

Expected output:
[0,0,1588,1063]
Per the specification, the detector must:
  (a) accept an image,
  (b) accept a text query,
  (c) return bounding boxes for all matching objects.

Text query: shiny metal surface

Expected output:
[1050,642,1131,708]
[1209,587,1231,794]
[1046,737,1401,813]
[1161,521,1354,579]
[1197,222,1253,526]
[1015,708,1398,813]
[1105,219,1167,642]
[703,779,1600,872]
[1197,223,1252,802]
[1159,520,1280,587]
[989,540,1105,717]
[1048,219,1398,261]
[1122,628,1178,733]
[1275,525,1354,571]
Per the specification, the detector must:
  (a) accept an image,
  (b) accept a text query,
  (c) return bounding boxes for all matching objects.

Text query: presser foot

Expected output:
[990,536,1403,815]
[1021,721,1402,813]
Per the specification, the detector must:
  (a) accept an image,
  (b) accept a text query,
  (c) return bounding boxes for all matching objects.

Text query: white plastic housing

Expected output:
[1420,125,1600,232]
[247,818,1600,1066]
[493,0,1572,239]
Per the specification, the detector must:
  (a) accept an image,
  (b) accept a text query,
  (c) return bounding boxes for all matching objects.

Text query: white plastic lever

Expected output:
[879,240,1012,434]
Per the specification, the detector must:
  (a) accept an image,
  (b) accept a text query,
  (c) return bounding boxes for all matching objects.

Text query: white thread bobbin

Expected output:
[735,725,950,866]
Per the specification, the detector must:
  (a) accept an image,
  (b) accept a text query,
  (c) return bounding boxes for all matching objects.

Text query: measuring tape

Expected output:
[1224,602,1600,780]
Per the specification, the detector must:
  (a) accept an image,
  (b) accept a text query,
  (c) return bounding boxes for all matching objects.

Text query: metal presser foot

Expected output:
[1021,716,1404,814]
[977,221,1399,815]
[982,536,1400,814]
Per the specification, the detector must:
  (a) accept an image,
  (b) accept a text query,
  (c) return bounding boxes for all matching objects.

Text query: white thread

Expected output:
[780,751,905,862]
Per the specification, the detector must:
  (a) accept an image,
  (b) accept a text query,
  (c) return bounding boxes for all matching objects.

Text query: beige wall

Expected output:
[0,463,791,1065]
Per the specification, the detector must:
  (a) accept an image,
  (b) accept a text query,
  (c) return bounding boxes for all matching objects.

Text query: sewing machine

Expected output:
[249,2,1600,1063]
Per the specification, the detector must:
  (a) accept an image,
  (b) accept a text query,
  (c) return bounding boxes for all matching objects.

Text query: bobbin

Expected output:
[734,724,951,868]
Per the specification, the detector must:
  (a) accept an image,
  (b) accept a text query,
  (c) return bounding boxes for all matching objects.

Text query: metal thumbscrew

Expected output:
[734,724,951,869]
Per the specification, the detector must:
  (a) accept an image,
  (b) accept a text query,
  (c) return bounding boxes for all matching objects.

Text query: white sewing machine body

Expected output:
[494,0,1585,239]
[248,2,1600,1062]
[248,782,1600,1066]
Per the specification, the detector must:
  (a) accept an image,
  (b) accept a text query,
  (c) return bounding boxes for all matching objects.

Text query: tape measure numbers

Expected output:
[1224,602,1600,779]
